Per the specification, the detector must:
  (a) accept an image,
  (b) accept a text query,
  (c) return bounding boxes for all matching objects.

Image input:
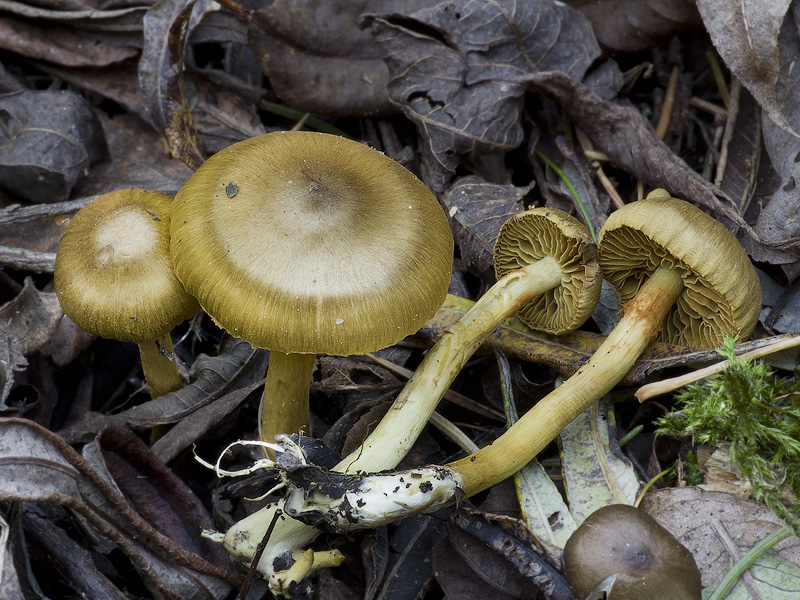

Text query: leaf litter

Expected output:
[0,0,800,597]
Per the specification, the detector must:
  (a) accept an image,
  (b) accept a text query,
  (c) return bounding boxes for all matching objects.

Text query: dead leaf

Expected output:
[697,0,795,136]
[447,509,572,599]
[139,0,211,169]
[739,14,800,274]
[366,0,600,190]
[641,487,800,588]
[58,335,267,444]
[0,418,236,598]
[0,90,108,202]
[247,0,438,118]
[567,0,702,52]
[0,16,139,67]
[0,278,62,409]
[441,176,530,281]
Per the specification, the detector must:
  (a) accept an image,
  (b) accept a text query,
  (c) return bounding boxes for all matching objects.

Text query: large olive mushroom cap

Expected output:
[54,189,199,342]
[597,190,761,348]
[170,131,454,356]
[494,208,602,334]
[563,504,702,600]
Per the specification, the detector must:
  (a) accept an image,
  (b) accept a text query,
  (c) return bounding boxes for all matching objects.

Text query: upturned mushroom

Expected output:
[54,188,199,398]
[227,191,760,587]
[170,131,454,445]
[562,504,702,599]
[448,189,761,495]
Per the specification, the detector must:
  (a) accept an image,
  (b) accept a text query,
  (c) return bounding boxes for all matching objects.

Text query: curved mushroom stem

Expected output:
[259,352,315,446]
[138,333,183,398]
[337,255,564,473]
[452,264,684,495]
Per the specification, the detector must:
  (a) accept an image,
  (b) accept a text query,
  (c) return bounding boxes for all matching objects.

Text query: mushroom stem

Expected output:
[259,352,316,444]
[337,255,565,473]
[137,333,184,399]
[452,264,684,495]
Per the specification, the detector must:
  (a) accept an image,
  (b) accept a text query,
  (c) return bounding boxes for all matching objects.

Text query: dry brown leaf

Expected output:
[641,487,800,588]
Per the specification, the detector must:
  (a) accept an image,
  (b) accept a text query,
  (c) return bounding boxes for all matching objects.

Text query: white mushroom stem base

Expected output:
[138,333,183,399]
[259,352,315,448]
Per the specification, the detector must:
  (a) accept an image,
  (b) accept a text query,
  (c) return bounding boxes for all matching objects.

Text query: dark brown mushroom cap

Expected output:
[494,208,602,334]
[54,189,199,342]
[597,190,761,348]
[170,131,454,356]
[563,504,702,600]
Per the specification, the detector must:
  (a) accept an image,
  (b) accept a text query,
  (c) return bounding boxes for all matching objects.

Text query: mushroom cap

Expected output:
[170,131,454,356]
[54,189,199,343]
[563,504,702,600]
[494,207,602,334]
[597,190,761,348]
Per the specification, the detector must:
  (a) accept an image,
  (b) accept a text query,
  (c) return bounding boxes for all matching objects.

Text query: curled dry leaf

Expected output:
[0,90,108,203]
[139,0,211,169]
[441,176,530,281]
[0,418,236,599]
[367,0,600,190]
[58,336,267,444]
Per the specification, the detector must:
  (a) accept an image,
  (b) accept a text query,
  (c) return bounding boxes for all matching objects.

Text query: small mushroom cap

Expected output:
[170,131,454,356]
[597,190,761,348]
[563,504,702,600]
[54,189,199,343]
[494,208,602,334]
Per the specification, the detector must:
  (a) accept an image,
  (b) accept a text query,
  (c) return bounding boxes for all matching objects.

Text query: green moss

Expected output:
[656,335,800,534]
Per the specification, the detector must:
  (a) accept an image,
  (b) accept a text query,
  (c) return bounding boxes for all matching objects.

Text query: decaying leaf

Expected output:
[559,399,639,523]
[140,0,211,169]
[248,0,438,118]
[0,418,236,598]
[0,90,108,203]
[740,14,800,273]
[367,0,600,190]
[58,336,267,444]
[641,487,800,588]
[0,278,63,409]
[441,176,530,281]
[567,0,702,52]
[697,0,795,136]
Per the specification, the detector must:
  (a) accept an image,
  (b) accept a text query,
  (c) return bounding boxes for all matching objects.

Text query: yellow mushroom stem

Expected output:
[337,255,564,472]
[137,333,183,399]
[259,352,316,447]
[451,264,684,494]
[222,255,571,577]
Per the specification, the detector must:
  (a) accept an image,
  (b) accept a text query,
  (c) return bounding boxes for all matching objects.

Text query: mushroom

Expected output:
[54,188,199,398]
[222,205,602,583]
[336,206,602,471]
[562,504,702,599]
[449,189,761,495]
[220,191,760,587]
[169,131,454,444]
